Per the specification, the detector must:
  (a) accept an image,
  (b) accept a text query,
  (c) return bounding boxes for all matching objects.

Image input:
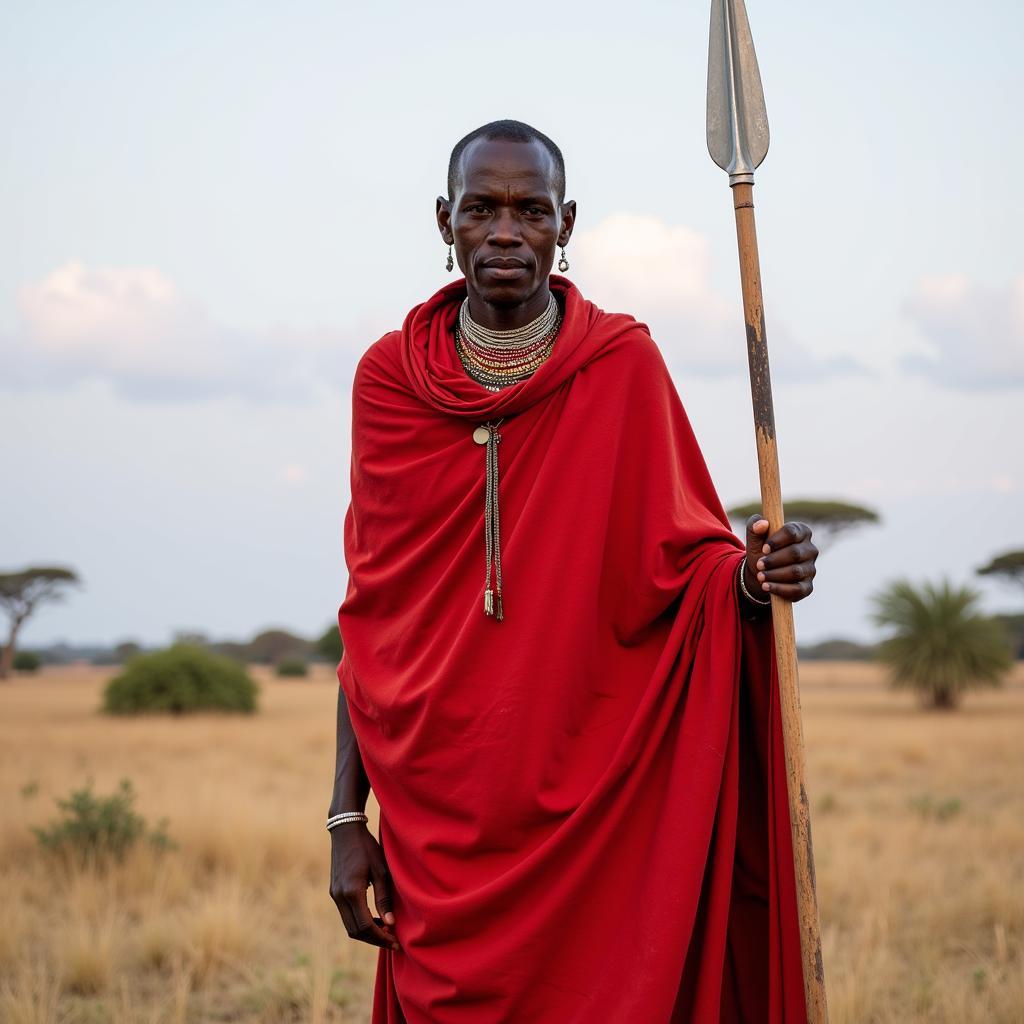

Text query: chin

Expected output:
[471,276,544,307]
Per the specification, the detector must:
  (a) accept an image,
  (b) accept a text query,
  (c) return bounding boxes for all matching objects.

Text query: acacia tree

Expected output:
[869,577,1013,709]
[726,498,880,549]
[977,550,1024,595]
[0,567,81,679]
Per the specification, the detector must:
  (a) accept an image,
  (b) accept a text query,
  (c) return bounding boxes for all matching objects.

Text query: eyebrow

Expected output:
[459,193,553,205]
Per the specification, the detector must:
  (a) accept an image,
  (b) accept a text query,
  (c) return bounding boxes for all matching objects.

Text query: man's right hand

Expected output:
[329,822,399,951]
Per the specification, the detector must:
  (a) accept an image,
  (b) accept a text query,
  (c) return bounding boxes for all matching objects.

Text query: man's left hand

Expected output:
[744,514,818,603]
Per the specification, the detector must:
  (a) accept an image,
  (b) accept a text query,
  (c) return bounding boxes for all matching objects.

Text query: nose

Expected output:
[487,208,523,247]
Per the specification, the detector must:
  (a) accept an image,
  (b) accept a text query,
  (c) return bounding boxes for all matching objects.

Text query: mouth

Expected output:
[481,257,528,268]
[480,258,530,279]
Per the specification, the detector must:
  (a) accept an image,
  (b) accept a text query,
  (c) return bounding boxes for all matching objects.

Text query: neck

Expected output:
[465,283,553,331]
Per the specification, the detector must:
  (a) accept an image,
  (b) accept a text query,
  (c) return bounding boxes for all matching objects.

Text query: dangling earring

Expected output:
[446,244,454,273]
[557,246,569,273]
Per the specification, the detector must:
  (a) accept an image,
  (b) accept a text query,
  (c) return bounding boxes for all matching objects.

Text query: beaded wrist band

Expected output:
[326,811,368,831]
[737,558,771,606]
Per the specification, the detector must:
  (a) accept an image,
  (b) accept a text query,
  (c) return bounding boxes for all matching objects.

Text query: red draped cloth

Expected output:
[336,274,807,1022]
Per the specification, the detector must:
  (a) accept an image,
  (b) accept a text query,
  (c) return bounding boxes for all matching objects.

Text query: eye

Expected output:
[526,206,547,216]
[466,203,489,214]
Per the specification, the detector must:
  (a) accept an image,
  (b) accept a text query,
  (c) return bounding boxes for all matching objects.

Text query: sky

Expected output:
[2,0,1022,649]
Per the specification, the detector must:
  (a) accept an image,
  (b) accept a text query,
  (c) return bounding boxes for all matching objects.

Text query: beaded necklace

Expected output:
[454,293,562,392]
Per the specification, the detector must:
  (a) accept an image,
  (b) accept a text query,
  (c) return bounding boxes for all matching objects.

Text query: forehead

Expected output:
[457,137,558,197]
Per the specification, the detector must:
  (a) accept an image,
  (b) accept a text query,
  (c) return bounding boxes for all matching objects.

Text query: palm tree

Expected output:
[869,578,1013,709]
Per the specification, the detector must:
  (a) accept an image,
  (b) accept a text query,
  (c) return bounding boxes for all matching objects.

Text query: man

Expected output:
[330,119,817,1022]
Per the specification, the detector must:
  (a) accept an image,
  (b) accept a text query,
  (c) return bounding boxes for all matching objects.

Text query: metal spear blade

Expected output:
[706,0,769,184]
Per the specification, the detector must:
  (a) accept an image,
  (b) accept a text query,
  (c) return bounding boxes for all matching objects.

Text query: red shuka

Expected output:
[337,274,807,1022]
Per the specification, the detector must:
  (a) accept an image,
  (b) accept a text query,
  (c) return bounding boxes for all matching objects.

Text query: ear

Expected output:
[436,196,454,245]
[557,200,577,248]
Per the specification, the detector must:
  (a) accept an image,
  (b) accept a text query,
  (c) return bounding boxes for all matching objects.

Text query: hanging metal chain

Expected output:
[475,418,506,620]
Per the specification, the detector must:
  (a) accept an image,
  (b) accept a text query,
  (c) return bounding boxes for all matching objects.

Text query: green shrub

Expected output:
[32,778,174,865]
[909,793,963,822]
[315,623,343,663]
[13,650,42,672]
[275,657,308,678]
[102,643,258,714]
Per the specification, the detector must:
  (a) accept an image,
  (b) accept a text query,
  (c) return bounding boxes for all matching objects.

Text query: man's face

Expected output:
[438,137,575,308]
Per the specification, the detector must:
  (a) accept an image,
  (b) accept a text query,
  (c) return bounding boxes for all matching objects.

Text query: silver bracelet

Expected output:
[737,558,771,606]
[326,811,368,831]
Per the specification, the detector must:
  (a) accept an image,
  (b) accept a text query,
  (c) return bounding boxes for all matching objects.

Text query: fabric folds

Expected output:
[337,274,806,1022]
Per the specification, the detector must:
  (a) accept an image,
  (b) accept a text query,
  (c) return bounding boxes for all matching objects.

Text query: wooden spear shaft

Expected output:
[731,180,828,1021]
[706,0,829,1010]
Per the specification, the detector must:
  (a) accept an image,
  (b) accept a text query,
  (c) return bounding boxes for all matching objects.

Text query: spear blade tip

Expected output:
[706,0,770,182]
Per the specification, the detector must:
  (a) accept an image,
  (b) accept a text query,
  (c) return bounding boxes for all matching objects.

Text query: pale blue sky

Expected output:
[3,0,1022,647]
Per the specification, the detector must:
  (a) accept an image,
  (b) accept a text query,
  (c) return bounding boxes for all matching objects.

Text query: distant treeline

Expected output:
[797,638,879,661]
[798,612,1024,661]
[23,625,343,668]
[20,613,1024,667]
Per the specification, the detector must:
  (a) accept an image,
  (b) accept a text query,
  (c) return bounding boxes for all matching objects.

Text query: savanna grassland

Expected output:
[1,663,1022,1023]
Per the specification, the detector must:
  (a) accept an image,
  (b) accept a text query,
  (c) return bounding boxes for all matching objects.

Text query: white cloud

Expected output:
[17,262,224,381]
[903,272,1024,389]
[0,237,891,404]
[570,213,869,381]
[3,261,373,402]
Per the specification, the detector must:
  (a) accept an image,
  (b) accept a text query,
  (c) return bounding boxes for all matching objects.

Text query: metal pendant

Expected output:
[472,426,490,445]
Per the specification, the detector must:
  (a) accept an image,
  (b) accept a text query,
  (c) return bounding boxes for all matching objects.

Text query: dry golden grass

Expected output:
[804,662,1024,1023]
[1,661,1022,1022]
[0,665,375,1023]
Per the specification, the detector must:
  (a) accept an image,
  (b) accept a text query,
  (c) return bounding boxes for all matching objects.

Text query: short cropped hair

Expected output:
[447,119,566,203]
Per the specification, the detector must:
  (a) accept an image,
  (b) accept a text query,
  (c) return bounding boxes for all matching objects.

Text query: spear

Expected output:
[706,1,829,1019]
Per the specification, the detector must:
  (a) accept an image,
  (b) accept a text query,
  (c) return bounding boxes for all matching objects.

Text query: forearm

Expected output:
[329,684,371,816]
